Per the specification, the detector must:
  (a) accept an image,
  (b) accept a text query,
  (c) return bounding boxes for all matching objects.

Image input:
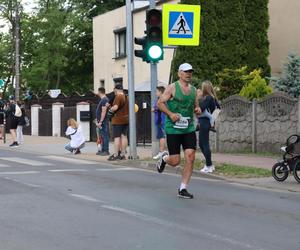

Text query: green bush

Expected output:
[215,66,249,100]
[240,69,272,100]
[271,52,300,98]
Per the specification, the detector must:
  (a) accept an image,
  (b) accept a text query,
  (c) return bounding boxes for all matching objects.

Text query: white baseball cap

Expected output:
[178,63,194,72]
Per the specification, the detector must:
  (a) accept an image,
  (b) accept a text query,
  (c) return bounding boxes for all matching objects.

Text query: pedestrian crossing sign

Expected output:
[163,4,201,46]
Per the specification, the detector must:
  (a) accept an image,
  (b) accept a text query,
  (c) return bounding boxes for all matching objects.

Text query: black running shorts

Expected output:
[112,124,128,139]
[166,132,196,155]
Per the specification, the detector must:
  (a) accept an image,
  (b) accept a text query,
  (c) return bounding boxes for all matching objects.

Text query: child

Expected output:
[200,99,221,132]
[65,118,85,154]
[152,86,167,160]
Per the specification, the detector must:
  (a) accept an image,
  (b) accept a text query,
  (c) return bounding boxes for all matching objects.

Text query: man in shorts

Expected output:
[157,63,201,199]
[107,84,129,161]
[7,95,20,147]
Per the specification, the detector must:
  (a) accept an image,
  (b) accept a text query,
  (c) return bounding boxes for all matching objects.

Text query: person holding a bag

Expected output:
[65,118,85,154]
[6,95,21,147]
[16,101,26,145]
[198,80,220,173]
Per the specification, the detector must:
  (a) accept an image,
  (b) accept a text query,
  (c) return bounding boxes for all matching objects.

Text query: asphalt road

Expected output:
[0,149,299,250]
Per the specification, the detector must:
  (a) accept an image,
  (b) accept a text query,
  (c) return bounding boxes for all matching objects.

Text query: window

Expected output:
[113,77,123,86]
[114,28,126,59]
[100,80,105,88]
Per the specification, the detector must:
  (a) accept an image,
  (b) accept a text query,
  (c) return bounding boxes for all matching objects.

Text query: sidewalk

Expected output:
[1,135,300,193]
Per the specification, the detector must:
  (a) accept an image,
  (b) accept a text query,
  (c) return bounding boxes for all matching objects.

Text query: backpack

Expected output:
[14,104,22,117]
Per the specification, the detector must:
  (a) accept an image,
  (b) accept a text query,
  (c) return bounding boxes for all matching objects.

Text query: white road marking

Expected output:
[96,167,135,172]
[1,157,53,166]
[40,155,97,165]
[3,177,41,188]
[101,205,264,250]
[0,171,39,175]
[48,169,88,173]
[0,163,10,168]
[69,194,104,203]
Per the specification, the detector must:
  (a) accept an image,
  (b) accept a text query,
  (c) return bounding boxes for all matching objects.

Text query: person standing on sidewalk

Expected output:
[95,87,110,156]
[16,101,26,145]
[6,95,21,147]
[198,80,219,173]
[0,93,5,140]
[107,84,129,161]
[157,63,201,199]
[152,86,167,160]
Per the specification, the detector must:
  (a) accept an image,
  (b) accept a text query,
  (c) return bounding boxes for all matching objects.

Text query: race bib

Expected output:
[173,115,190,129]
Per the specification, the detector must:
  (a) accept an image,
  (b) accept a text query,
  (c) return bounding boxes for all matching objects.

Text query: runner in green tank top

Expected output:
[156,63,201,199]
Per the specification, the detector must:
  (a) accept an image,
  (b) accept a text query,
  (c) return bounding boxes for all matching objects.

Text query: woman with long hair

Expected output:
[198,80,220,173]
[65,118,85,154]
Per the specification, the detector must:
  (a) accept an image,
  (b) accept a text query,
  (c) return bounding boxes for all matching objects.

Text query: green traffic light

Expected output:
[147,43,163,62]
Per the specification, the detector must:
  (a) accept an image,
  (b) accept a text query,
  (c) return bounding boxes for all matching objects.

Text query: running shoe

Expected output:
[108,154,118,161]
[153,152,162,160]
[9,141,19,148]
[156,151,168,173]
[178,189,194,199]
[74,149,81,155]
[200,165,214,173]
[118,154,126,160]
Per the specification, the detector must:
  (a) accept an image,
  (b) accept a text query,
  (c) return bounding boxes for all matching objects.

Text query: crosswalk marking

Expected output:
[1,157,53,166]
[40,155,97,165]
[0,163,10,168]
[0,171,40,175]
[48,169,88,173]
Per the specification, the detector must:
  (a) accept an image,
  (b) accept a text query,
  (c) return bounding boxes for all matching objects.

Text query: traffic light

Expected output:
[134,9,163,63]
[145,9,163,63]
[134,36,149,63]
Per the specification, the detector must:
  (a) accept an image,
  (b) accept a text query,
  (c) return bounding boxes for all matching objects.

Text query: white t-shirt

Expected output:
[65,125,85,148]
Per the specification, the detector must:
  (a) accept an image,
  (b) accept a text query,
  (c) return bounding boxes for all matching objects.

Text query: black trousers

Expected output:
[198,118,212,166]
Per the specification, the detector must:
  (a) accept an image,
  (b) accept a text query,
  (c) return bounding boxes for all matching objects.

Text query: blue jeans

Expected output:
[65,142,85,152]
[98,120,110,152]
[198,118,212,166]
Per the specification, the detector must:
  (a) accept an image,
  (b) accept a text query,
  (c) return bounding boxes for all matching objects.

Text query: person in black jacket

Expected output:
[198,81,220,173]
[7,95,20,147]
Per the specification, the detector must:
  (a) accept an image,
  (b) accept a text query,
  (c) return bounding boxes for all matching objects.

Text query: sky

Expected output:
[0,0,37,32]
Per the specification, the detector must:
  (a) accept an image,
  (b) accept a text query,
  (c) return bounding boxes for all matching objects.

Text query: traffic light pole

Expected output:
[149,0,159,157]
[126,0,137,159]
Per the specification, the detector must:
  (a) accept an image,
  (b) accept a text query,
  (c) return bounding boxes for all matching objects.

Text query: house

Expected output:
[93,0,300,91]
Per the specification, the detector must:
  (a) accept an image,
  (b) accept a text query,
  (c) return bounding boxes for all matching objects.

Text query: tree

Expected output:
[215,66,249,100]
[171,0,270,84]
[272,52,300,98]
[240,69,272,100]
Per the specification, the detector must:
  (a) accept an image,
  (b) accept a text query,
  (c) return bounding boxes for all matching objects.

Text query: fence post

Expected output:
[31,104,42,136]
[52,102,64,137]
[76,102,90,141]
[252,99,257,153]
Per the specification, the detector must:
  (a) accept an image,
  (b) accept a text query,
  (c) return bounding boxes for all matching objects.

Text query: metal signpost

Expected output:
[126,0,137,159]
[149,0,159,157]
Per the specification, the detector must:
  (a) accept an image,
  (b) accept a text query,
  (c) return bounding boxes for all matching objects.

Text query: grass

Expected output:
[142,157,271,179]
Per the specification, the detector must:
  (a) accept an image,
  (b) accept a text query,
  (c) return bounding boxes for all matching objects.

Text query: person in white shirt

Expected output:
[65,118,85,154]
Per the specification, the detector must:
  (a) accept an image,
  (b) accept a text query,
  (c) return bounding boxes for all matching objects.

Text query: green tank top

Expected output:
[165,81,196,134]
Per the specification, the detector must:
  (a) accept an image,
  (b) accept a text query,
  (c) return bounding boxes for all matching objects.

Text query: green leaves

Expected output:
[172,0,270,89]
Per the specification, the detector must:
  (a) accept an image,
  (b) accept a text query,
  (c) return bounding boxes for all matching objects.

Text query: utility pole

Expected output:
[149,0,159,157]
[14,0,20,101]
[126,0,137,159]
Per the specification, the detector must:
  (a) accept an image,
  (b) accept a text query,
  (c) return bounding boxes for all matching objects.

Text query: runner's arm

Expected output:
[157,84,179,122]
[194,89,202,115]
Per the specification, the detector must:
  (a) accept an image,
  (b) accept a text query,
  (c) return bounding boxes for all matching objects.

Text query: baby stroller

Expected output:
[272,134,300,183]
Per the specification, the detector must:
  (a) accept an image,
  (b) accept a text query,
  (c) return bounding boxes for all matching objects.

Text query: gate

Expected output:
[23,109,31,135]
[135,92,151,144]
[38,109,52,136]
[60,106,76,137]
